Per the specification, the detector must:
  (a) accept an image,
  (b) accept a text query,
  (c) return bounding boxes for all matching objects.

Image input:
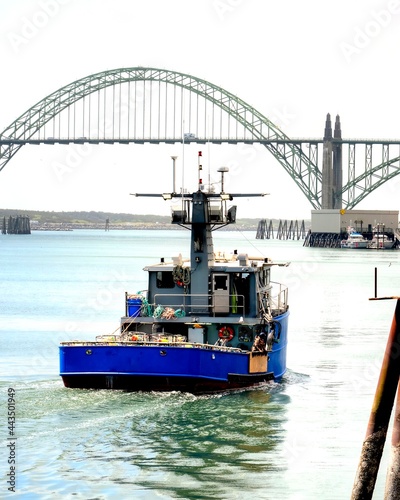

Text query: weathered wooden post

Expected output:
[351,298,400,499]
[384,382,400,499]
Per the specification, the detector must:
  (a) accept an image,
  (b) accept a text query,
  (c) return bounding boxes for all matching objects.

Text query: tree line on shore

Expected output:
[0,209,265,229]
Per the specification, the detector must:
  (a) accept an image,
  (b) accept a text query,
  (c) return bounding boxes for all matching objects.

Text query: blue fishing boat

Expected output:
[59,152,290,393]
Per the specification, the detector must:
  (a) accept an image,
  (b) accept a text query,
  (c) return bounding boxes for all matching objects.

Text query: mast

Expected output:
[131,153,268,314]
[189,189,214,312]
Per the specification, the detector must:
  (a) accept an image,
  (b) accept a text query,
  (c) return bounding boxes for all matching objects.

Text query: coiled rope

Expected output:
[172,265,191,286]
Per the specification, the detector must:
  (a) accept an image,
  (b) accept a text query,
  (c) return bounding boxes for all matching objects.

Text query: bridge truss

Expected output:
[1,67,399,210]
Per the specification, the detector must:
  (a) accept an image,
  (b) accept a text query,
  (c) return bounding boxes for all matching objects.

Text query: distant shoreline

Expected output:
[1,208,300,231]
[30,223,258,231]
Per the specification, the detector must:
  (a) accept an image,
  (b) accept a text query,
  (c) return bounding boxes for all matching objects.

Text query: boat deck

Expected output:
[60,339,261,354]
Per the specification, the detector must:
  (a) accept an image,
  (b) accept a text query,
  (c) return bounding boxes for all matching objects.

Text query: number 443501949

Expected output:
[8,388,16,437]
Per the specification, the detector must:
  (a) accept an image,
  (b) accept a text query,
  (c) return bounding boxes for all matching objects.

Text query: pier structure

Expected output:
[256,219,306,240]
[303,209,400,248]
[303,231,343,248]
[2,215,31,234]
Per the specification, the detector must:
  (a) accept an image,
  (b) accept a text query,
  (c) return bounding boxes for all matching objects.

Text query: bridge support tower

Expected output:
[322,113,343,209]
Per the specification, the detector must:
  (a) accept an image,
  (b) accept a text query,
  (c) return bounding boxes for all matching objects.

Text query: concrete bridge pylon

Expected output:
[322,113,343,209]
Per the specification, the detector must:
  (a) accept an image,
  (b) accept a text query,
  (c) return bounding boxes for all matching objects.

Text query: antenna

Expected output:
[181,119,185,207]
[218,166,229,193]
[171,156,177,194]
[198,151,203,191]
[207,114,211,191]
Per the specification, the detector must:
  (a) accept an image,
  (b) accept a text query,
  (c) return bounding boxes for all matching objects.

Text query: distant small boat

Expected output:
[367,227,394,250]
[340,227,368,249]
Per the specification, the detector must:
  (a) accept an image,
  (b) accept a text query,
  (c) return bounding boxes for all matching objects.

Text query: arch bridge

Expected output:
[1,67,400,210]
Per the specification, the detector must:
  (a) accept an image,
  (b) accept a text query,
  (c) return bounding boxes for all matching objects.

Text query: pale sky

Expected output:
[0,0,400,220]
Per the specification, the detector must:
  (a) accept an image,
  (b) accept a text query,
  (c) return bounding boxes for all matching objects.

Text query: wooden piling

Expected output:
[256,219,266,239]
[3,215,31,234]
[384,383,400,499]
[256,219,305,240]
[351,299,400,499]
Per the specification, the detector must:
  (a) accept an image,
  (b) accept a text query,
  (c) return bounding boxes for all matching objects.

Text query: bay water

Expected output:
[0,229,398,499]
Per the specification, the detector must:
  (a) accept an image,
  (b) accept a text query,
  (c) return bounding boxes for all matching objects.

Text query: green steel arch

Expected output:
[0,67,322,208]
[341,154,400,209]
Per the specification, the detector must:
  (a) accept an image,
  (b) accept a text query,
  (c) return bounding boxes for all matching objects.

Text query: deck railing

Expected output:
[126,285,289,320]
[269,282,289,314]
[150,293,246,317]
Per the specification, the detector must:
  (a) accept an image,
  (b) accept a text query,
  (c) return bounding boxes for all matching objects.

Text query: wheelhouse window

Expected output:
[156,271,175,289]
[214,274,228,290]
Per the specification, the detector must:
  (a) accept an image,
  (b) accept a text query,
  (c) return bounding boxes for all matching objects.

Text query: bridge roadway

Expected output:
[2,138,400,146]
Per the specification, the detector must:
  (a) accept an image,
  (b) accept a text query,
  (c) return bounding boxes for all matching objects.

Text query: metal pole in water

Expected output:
[384,382,400,499]
[351,299,400,499]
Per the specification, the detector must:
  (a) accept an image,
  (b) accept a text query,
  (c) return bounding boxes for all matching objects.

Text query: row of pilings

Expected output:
[256,219,307,240]
[1,215,31,234]
[303,229,399,248]
[303,230,344,248]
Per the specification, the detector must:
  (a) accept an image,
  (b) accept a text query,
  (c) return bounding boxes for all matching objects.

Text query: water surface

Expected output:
[1,229,398,499]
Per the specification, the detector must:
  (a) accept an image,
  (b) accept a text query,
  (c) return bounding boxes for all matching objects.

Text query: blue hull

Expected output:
[267,310,289,379]
[60,311,289,393]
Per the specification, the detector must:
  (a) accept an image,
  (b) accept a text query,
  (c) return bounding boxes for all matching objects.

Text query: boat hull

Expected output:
[367,241,394,250]
[60,345,275,394]
[60,372,274,393]
[340,242,368,249]
[60,311,289,393]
